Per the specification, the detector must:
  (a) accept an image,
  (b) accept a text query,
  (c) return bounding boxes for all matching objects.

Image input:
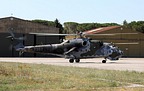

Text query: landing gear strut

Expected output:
[69,59,80,63]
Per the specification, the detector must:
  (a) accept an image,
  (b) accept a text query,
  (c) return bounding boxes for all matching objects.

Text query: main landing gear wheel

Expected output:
[69,59,74,63]
[102,60,106,63]
[69,59,80,63]
[75,59,80,63]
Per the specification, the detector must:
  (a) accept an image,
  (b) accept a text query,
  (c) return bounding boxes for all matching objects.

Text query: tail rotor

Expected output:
[7,29,25,56]
[7,28,26,41]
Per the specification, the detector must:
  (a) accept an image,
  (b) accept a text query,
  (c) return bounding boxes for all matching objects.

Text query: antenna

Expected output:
[11,13,13,16]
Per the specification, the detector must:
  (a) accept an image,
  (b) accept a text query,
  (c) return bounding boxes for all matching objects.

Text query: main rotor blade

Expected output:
[115,42,139,45]
[84,33,138,36]
[29,32,138,36]
[29,33,77,36]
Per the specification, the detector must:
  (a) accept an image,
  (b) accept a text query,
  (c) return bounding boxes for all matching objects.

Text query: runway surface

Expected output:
[0,58,144,72]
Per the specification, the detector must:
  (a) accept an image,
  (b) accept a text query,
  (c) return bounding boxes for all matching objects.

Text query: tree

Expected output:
[64,22,78,33]
[128,21,144,33]
[32,19,56,27]
[54,19,64,34]
[123,20,128,27]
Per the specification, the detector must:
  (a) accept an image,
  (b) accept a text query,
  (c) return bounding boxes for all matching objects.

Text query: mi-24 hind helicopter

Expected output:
[7,30,123,63]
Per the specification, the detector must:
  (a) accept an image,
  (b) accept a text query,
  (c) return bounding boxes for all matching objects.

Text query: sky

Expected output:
[0,0,144,24]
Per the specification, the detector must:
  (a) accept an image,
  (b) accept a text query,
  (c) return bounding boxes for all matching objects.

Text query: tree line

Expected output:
[31,19,144,34]
[123,20,144,33]
[63,22,119,33]
[32,19,63,34]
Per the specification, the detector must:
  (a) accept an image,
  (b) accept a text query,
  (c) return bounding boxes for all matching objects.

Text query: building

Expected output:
[85,26,144,57]
[0,17,59,57]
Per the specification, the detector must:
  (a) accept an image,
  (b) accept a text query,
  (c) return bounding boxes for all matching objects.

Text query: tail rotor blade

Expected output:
[8,29,15,38]
[17,36,26,40]
[9,44,13,51]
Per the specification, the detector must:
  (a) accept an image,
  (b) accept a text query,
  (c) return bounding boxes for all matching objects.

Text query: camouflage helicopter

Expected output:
[7,30,123,63]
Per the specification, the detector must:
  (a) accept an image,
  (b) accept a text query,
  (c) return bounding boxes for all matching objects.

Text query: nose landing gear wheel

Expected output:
[102,60,106,63]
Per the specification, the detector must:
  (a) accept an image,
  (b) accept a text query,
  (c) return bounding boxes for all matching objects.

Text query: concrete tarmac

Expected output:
[0,58,144,72]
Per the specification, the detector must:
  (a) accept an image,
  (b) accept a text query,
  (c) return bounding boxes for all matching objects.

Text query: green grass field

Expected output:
[0,62,144,91]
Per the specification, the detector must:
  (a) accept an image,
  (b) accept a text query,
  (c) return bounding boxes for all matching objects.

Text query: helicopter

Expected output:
[7,30,123,63]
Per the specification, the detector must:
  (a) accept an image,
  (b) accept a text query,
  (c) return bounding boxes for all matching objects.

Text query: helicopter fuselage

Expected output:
[16,38,123,63]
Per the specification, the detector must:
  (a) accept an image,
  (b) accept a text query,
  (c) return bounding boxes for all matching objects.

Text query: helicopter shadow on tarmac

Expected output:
[77,60,129,64]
